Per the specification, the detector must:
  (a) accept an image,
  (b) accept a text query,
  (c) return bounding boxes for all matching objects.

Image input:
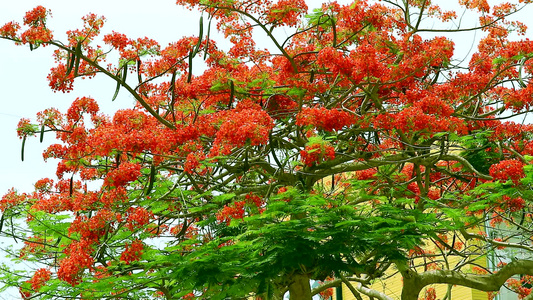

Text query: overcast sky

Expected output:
[0,1,206,195]
[0,0,532,298]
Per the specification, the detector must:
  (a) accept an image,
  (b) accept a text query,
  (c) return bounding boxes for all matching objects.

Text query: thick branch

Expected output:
[400,259,533,300]
[440,154,492,180]
[311,154,410,181]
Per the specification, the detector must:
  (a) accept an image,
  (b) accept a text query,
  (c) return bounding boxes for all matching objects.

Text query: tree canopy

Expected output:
[2,0,533,299]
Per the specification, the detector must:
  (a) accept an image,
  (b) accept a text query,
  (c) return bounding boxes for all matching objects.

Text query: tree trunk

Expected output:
[396,261,423,300]
[288,273,312,300]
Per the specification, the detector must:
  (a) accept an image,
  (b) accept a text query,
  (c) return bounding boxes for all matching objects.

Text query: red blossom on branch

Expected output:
[28,268,51,291]
[120,239,144,264]
[489,159,526,185]
[296,107,355,132]
[300,141,335,167]
[0,21,20,39]
[103,162,142,188]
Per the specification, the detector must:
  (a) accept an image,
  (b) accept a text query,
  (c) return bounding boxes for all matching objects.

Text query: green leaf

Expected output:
[213,193,236,203]
[492,57,506,65]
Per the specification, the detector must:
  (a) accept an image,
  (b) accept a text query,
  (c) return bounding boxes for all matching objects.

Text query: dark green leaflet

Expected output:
[112,64,128,101]
[21,136,26,161]
[145,164,156,195]
[65,46,76,76]
[187,49,193,83]
[193,15,203,55]
[73,42,82,77]
[228,80,235,109]
[39,124,45,143]
[204,16,212,60]
[69,176,74,196]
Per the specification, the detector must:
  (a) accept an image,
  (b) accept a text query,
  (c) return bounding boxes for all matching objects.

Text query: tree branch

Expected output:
[400,259,533,300]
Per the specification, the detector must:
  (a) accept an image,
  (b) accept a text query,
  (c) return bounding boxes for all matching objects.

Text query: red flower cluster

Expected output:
[502,195,526,212]
[489,159,526,185]
[66,13,106,46]
[104,162,142,188]
[507,277,532,298]
[19,268,51,299]
[375,107,467,136]
[120,239,144,264]
[58,240,95,285]
[103,32,160,62]
[20,25,53,45]
[66,97,100,122]
[423,287,437,300]
[16,118,37,138]
[184,151,207,174]
[266,0,308,27]
[47,63,75,92]
[17,6,53,45]
[216,201,246,225]
[316,47,355,77]
[354,168,377,180]
[29,268,51,291]
[265,95,298,119]
[0,189,27,212]
[125,207,153,231]
[212,108,274,155]
[23,6,49,26]
[300,142,335,167]
[34,178,54,192]
[296,107,355,132]
[0,21,20,39]
[245,193,264,208]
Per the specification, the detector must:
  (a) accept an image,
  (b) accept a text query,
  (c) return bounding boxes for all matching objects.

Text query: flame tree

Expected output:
[2,1,533,299]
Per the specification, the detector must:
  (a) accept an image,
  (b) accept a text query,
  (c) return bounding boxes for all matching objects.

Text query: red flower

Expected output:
[104,162,142,188]
[125,207,153,231]
[58,240,95,285]
[355,168,377,180]
[184,151,207,174]
[16,118,37,138]
[23,6,50,26]
[120,240,144,264]
[217,201,246,225]
[502,195,526,212]
[0,189,28,212]
[21,25,53,45]
[0,21,20,39]
[489,159,525,185]
[213,108,275,151]
[296,107,355,132]
[29,268,51,291]
[300,142,335,167]
[266,0,308,27]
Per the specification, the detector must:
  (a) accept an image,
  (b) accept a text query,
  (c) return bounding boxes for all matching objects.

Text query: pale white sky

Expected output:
[0,1,204,194]
[0,0,532,299]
